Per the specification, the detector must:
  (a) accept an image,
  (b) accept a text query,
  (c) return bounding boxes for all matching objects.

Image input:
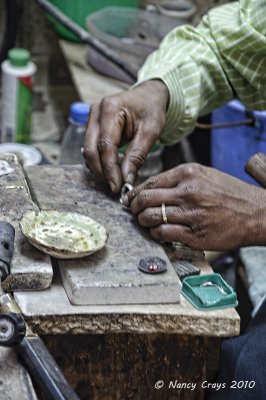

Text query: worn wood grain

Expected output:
[245,152,266,187]
[43,333,220,400]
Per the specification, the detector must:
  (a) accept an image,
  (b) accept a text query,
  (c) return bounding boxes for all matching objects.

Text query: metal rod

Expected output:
[18,336,80,400]
[195,118,255,130]
[36,0,137,83]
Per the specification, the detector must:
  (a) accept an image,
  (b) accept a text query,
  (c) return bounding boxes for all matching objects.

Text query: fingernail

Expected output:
[110,181,118,193]
[81,147,84,154]
[126,173,135,184]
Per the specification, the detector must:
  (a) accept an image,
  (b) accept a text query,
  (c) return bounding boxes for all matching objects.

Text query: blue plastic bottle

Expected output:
[60,102,90,164]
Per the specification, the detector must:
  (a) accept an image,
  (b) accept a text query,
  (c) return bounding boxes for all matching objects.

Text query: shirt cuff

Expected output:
[134,68,195,146]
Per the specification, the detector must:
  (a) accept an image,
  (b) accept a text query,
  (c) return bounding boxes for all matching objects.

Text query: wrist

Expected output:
[138,79,170,112]
[245,189,266,246]
[149,79,170,111]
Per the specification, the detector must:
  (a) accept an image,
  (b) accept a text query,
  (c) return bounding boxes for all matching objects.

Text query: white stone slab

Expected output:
[14,265,240,337]
[58,244,181,306]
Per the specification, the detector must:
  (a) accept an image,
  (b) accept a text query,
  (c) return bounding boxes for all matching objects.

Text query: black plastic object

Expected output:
[18,336,80,400]
[139,256,167,274]
[0,312,26,346]
[173,261,200,281]
[0,0,21,64]
[0,221,15,280]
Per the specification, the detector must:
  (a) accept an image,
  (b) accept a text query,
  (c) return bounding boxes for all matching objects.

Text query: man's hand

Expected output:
[127,163,266,251]
[83,80,169,193]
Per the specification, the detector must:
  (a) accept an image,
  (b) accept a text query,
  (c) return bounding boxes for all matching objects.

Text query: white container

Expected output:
[1,48,36,144]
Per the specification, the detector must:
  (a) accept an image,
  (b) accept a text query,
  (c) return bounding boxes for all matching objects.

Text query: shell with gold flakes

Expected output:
[20,210,108,259]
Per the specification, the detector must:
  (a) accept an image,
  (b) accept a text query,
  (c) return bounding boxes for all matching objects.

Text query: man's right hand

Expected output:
[83,79,169,193]
[127,163,266,251]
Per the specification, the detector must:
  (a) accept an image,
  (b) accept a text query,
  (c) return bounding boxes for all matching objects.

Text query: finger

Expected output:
[130,188,179,215]
[98,105,128,192]
[127,163,202,204]
[99,140,122,193]
[138,206,191,228]
[150,224,192,245]
[126,168,180,204]
[121,124,160,184]
[83,105,104,177]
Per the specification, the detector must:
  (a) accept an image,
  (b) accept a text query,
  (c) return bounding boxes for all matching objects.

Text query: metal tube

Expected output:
[36,0,137,82]
[18,336,80,400]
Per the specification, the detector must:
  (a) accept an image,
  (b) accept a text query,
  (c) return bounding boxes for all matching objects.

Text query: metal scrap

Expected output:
[0,186,23,190]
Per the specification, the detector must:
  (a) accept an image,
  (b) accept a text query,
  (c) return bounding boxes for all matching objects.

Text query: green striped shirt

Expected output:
[137,0,266,145]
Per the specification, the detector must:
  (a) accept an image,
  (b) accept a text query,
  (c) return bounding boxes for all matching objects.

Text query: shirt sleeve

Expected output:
[137,0,266,145]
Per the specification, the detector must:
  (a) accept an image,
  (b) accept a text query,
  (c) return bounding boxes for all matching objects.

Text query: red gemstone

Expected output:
[148,264,159,271]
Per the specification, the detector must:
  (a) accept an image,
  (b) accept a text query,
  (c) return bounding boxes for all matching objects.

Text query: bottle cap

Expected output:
[70,102,90,125]
[8,48,30,67]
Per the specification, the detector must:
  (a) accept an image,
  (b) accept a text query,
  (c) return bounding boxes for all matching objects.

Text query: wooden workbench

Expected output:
[2,157,240,400]
[59,40,130,105]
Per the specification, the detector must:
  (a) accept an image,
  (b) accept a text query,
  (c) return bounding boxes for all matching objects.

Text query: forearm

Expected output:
[137,0,266,145]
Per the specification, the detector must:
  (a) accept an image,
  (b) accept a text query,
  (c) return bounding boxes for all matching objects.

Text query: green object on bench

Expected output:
[47,0,139,42]
[182,273,238,311]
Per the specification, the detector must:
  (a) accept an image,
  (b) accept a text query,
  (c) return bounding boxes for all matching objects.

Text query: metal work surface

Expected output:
[25,165,181,306]
[0,155,52,292]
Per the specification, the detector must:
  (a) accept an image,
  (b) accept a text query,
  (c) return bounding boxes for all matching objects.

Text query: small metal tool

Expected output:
[0,284,26,347]
[120,183,133,206]
[0,221,26,346]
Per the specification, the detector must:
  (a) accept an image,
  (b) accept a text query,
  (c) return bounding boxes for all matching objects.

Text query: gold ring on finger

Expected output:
[161,203,168,224]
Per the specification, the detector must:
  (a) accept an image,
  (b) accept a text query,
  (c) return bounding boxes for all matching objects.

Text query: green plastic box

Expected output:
[182,273,238,311]
[47,0,140,42]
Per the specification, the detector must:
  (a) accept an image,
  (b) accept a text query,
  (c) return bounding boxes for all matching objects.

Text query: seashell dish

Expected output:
[20,210,108,259]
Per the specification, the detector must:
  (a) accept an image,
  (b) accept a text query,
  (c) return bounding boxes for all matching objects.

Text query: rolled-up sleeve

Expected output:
[137,0,266,145]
